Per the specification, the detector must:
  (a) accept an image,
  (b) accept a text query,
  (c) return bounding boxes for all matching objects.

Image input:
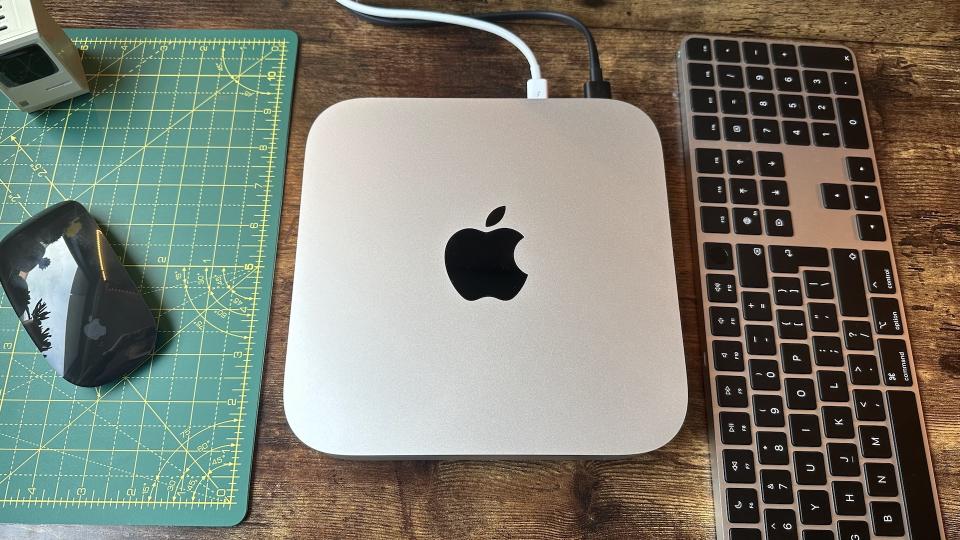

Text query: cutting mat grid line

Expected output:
[0,29,295,526]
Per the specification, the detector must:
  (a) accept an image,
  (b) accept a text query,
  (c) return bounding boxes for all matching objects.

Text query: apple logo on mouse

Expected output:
[444,206,527,301]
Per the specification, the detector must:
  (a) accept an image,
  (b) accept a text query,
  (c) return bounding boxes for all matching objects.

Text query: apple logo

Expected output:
[84,318,107,340]
[444,206,527,301]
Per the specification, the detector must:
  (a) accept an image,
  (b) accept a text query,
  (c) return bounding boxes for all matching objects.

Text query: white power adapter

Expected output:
[0,0,87,112]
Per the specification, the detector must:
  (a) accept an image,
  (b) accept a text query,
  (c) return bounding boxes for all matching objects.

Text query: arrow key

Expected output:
[856,214,886,241]
[852,184,881,211]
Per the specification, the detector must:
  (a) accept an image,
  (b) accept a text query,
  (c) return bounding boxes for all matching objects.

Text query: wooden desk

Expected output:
[8,1,959,537]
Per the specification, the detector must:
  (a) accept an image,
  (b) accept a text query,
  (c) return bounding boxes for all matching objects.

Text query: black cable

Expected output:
[347,9,612,98]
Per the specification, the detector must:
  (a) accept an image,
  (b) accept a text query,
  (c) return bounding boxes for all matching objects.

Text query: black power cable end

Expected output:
[584,80,612,99]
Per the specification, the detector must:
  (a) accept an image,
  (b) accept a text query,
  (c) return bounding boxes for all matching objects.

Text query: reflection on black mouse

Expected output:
[0,201,157,387]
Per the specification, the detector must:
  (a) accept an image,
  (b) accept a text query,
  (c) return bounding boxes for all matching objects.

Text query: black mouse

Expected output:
[0,201,157,387]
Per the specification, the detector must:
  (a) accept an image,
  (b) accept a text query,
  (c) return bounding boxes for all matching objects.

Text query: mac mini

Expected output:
[284,98,687,458]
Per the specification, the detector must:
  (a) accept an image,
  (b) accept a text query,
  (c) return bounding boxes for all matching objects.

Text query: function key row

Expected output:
[688,64,858,95]
[687,38,855,71]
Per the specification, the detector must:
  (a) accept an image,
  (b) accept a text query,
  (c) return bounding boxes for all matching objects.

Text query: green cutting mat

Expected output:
[0,29,296,526]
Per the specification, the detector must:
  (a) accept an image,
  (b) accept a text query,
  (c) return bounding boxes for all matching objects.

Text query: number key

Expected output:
[757,431,789,464]
[753,394,785,427]
[761,469,794,504]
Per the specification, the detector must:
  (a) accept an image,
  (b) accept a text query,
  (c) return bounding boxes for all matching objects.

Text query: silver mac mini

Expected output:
[284,98,687,458]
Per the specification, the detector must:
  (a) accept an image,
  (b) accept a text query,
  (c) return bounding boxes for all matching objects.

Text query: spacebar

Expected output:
[887,390,943,539]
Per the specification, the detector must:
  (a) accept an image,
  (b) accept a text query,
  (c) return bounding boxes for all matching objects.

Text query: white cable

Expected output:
[335,0,548,99]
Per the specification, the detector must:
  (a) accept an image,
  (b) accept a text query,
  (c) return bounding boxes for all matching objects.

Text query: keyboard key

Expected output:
[746,66,773,89]
[798,490,832,525]
[693,115,721,140]
[781,343,812,374]
[803,70,830,93]
[727,150,755,175]
[754,394,785,427]
[771,44,798,66]
[745,325,776,355]
[888,390,942,538]
[807,96,835,120]
[775,68,802,91]
[686,38,712,60]
[808,302,838,332]
[782,121,810,145]
[871,501,905,537]
[852,184,881,211]
[837,521,870,540]
[812,122,840,147]
[730,529,761,540]
[742,291,771,320]
[714,340,745,371]
[757,431,789,465]
[761,180,789,206]
[832,72,859,96]
[779,94,806,118]
[794,452,827,485]
[879,338,913,385]
[864,250,895,293]
[833,481,866,515]
[724,117,751,142]
[721,411,753,444]
[820,183,850,209]
[689,62,715,86]
[724,449,757,483]
[823,407,855,439]
[704,242,734,269]
[864,462,898,497]
[773,277,802,306]
[757,151,785,177]
[813,335,844,366]
[761,469,793,504]
[846,156,875,181]
[776,309,807,340]
[715,39,741,62]
[786,378,817,410]
[707,273,737,303]
[832,249,868,317]
[734,208,762,235]
[818,371,849,402]
[872,297,904,335]
[718,64,745,88]
[749,92,776,116]
[799,45,855,70]
[730,178,758,205]
[722,90,748,114]
[696,148,724,173]
[742,42,769,64]
[737,244,768,288]
[691,88,718,113]
[843,320,873,350]
[828,442,860,476]
[803,269,834,299]
[769,245,828,273]
[849,357,881,386]
[837,98,869,148]
[753,119,780,144]
[856,214,886,241]
[853,389,885,420]
[710,306,741,336]
[750,358,781,390]
[698,176,726,203]
[701,206,730,233]
[765,509,798,540]
[790,414,822,446]
[859,425,892,458]
[765,209,793,236]
[727,487,760,523]
[717,375,749,407]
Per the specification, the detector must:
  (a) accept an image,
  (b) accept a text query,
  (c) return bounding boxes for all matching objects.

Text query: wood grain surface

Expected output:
[5,1,959,538]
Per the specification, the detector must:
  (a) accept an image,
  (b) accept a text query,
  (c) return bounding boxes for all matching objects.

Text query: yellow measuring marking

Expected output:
[0,30,295,525]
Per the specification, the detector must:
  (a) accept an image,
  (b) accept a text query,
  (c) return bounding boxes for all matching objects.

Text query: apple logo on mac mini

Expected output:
[444,206,527,301]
